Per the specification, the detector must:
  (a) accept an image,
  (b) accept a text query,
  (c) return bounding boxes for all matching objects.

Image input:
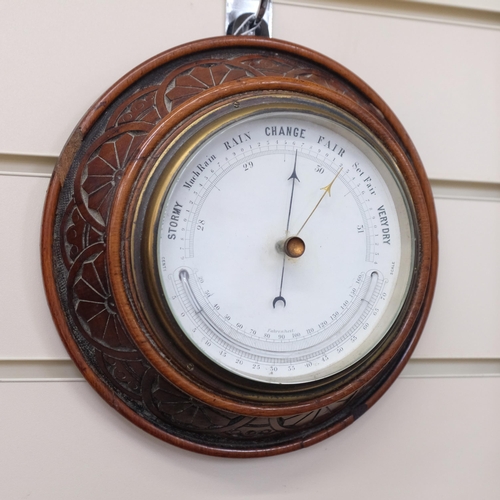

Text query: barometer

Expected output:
[41,36,437,457]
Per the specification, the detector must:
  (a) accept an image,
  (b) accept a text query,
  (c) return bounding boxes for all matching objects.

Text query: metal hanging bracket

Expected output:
[226,0,272,37]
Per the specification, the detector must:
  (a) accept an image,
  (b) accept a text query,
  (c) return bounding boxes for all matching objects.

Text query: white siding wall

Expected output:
[1,1,499,498]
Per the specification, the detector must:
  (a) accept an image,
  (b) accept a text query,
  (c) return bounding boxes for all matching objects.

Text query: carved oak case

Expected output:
[41,37,437,457]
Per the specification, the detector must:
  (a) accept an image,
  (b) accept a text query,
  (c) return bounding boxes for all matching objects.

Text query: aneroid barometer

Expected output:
[42,26,437,456]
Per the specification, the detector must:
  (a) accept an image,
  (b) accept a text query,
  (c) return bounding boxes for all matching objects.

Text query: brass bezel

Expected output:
[132,92,419,400]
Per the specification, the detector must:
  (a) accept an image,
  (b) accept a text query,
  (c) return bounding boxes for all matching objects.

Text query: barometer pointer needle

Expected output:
[296,167,343,236]
[273,150,300,308]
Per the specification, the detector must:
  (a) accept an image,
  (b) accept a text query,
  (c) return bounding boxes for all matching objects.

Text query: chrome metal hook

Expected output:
[226,0,272,37]
[254,0,271,28]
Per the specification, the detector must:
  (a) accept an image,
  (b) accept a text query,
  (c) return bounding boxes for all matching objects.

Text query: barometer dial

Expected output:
[147,100,415,386]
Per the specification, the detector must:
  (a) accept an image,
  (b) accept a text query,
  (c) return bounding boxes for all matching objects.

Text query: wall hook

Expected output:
[226,0,272,37]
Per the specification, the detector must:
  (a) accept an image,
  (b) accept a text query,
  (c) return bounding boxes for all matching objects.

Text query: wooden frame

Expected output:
[41,36,438,457]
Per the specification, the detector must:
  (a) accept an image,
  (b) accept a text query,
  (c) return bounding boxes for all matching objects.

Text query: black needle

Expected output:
[273,150,300,308]
[285,150,300,234]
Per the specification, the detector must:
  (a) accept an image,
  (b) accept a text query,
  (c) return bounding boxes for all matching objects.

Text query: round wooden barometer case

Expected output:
[42,36,437,457]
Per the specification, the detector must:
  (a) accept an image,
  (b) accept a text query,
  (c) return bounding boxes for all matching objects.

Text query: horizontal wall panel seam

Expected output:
[2,359,500,381]
[0,154,57,178]
[2,161,499,202]
[276,0,500,29]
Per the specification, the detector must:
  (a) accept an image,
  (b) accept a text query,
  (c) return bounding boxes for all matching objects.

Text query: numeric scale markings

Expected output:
[173,143,375,261]
[172,266,384,366]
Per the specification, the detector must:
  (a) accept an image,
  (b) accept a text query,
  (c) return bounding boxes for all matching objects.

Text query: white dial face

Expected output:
[154,104,414,384]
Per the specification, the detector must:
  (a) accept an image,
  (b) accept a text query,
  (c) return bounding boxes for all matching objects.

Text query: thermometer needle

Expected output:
[273,151,300,309]
[296,167,343,236]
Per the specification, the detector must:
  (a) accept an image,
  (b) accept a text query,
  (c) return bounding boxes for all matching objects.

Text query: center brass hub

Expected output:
[284,236,306,258]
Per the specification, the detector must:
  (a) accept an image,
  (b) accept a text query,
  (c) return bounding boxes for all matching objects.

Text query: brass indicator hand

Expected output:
[273,150,300,309]
[296,167,343,236]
